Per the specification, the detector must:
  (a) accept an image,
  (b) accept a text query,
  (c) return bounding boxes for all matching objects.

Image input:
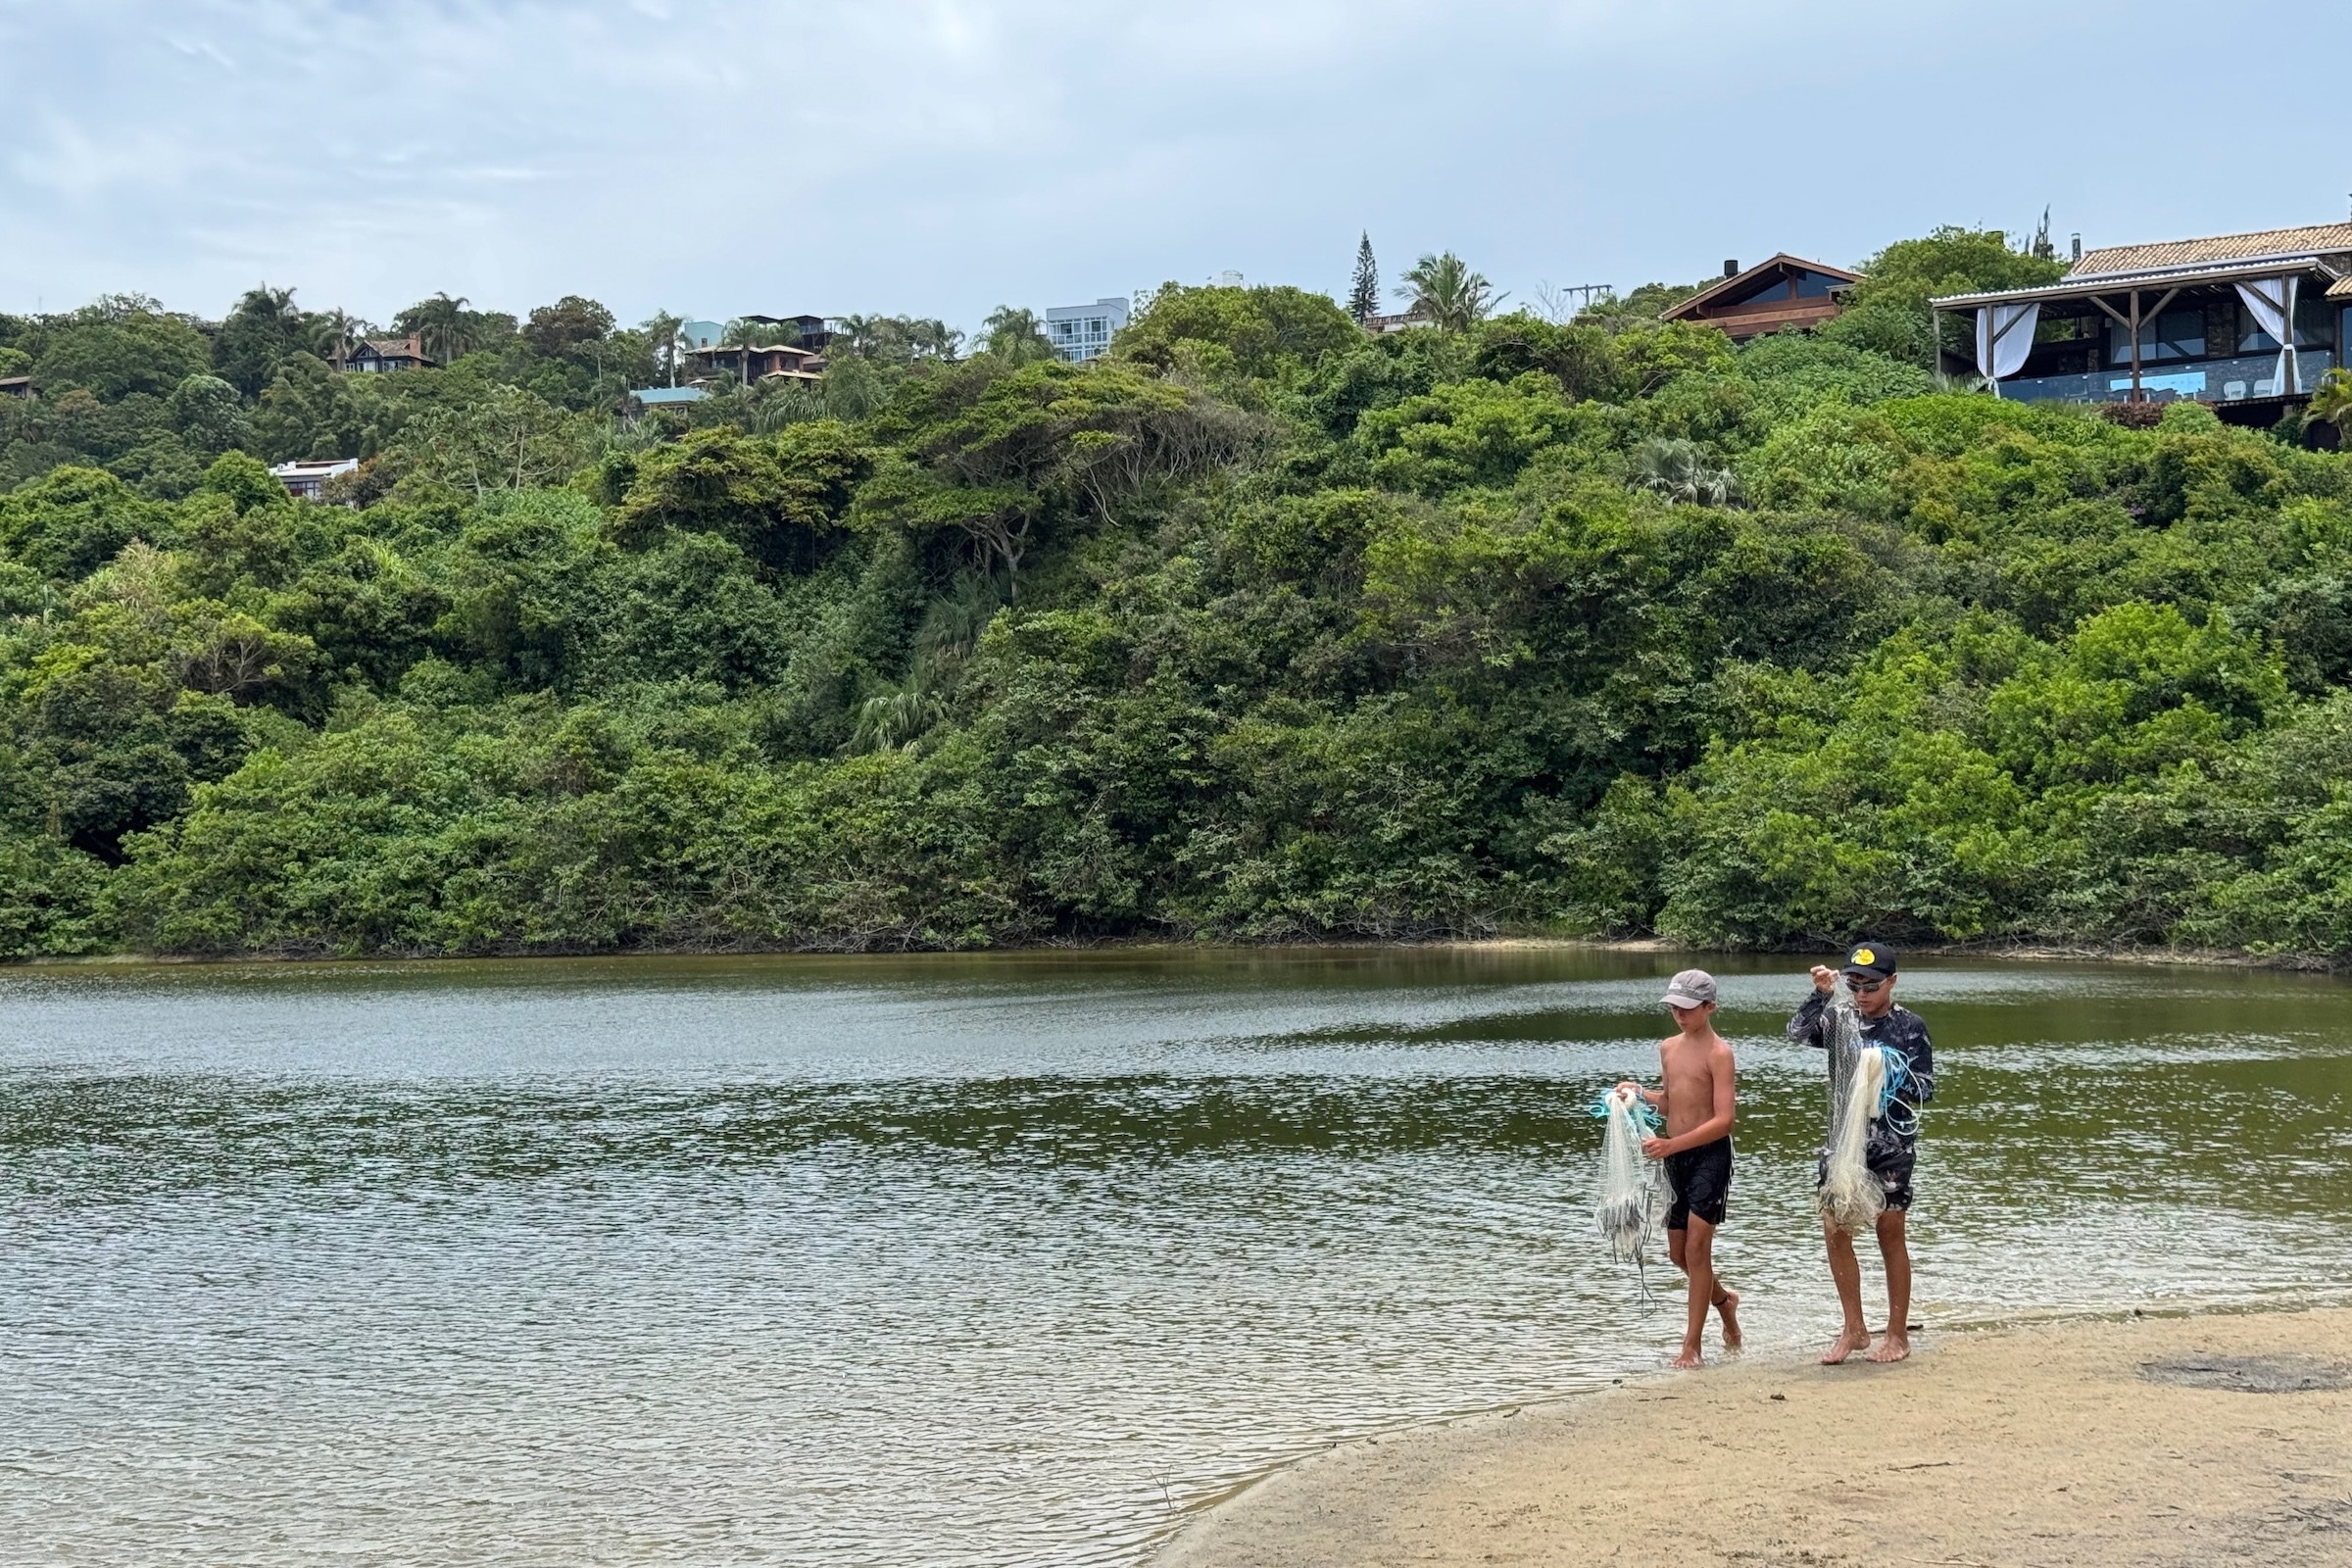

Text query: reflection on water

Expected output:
[1,950,2347,1565]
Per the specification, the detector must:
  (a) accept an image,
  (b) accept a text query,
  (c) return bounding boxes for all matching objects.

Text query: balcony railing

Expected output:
[1997,347,2334,405]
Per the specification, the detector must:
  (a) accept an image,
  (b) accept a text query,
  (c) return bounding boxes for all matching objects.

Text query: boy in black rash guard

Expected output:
[1788,942,1936,1364]
[1617,969,1740,1369]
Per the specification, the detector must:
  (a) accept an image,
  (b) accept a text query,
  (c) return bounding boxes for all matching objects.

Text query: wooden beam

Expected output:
[2132,290,2143,402]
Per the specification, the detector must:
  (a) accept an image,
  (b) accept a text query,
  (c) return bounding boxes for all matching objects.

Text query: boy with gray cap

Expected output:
[1616,967,1740,1368]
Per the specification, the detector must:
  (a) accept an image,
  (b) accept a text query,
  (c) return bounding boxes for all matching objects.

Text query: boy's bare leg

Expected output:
[1667,1225,1737,1348]
[1671,1216,1719,1368]
[1870,1209,1912,1362]
[1667,1227,1732,1304]
[1821,1220,1871,1363]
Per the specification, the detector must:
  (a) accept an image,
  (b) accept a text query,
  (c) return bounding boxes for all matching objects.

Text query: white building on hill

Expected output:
[1046,296,1129,363]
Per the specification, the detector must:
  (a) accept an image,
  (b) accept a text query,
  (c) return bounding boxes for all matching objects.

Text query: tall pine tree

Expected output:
[1348,233,1380,324]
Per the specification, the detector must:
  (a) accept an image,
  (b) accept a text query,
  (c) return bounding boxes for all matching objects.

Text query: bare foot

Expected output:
[1716,1291,1742,1352]
[1868,1332,1911,1364]
[1820,1328,1870,1364]
[1671,1344,1703,1369]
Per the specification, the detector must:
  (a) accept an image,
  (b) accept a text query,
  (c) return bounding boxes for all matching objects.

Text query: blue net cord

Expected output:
[1589,1090,1661,1134]
[1876,1047,1919,1138]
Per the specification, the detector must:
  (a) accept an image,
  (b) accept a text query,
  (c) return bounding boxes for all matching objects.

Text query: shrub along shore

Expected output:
[7,230,2352,963]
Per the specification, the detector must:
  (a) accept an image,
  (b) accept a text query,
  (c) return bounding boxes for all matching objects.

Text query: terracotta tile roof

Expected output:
[2070,222,2352,277]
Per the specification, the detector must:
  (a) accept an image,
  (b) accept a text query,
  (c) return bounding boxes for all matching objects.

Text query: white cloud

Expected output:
[1,0,2346,333]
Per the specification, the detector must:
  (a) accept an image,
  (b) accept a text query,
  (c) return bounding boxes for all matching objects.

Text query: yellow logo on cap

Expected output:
[1852,947,1876,965]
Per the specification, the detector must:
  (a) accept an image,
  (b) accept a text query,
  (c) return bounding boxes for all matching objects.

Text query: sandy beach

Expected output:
[1155,1306,2352,1568]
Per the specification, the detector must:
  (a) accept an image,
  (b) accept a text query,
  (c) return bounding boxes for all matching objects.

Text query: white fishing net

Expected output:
[1818,992,1887,1235]
[1594,1086,1665,1265]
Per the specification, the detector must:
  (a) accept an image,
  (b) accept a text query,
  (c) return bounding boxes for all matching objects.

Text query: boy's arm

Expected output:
[1650,1045,1737,1155]
[1788,982,1834,1049]
[1616,1045,1673,1111]
[1902,1016,1936,1104]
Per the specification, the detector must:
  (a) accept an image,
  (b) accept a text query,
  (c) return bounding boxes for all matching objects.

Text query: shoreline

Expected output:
[1152,1301,2352,1568]
[6,933,2343,972]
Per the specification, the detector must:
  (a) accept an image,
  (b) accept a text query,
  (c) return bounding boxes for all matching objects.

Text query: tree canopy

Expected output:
[6,227,2352,964]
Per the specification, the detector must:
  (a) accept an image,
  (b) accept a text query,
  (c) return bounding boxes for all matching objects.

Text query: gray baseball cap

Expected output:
[1662,969,1717,1008]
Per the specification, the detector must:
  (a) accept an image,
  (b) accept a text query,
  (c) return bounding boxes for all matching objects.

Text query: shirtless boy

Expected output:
[1617,968,1740,1369]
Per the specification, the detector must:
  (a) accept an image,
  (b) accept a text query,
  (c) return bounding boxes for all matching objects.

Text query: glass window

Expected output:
[2238,294,2333,352]
[1793,270,1839,299]
[2111,309,2204,363]
[1740,280,1791,305]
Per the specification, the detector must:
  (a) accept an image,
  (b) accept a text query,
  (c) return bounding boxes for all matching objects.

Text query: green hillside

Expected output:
[6,232,2351,961]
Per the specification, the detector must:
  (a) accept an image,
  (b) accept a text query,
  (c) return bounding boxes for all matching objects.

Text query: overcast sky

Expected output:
[3,0,2347,333]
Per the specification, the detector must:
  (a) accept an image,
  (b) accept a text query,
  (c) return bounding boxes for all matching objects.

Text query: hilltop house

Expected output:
[1663,255,1860,341]
[1362,305,1435,334]
[625,385,711,414]
[270,458,359,500]
[0,375,29,399]
[754,315,839,354]
[1046,297,1129,363]
[683,339,825,385]
[344,334,436,372]
[1930,221,2352,421]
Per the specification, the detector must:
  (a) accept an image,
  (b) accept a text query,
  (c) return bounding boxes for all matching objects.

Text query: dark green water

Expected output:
[0,950,2345,1565]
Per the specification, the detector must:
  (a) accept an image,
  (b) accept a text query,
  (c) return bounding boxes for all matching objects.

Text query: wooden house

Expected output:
[1930,221,2352,421]
[683,340,826,386]
[1662,255,1859,340]
[344,334,437,373]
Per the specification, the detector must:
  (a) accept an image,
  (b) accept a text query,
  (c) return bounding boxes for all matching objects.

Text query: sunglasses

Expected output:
[1845,976,1888,994]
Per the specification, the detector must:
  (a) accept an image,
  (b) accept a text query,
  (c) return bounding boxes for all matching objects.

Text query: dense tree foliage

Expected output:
[5,234,2352,961]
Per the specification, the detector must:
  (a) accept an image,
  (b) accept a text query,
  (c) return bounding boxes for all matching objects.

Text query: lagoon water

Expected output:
[1,950,2348,1565]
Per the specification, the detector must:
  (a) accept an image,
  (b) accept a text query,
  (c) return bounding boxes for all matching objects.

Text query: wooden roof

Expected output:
[2070,222,2352,277]
[1663,253,1860,320]
[355,336,434,363]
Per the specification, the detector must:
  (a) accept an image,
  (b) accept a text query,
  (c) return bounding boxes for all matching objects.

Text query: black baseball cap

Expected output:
[1842,942,1895,980]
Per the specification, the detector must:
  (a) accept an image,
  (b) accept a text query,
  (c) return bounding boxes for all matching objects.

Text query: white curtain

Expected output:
[1976,302,2040,393]
[2235,276,2301,395]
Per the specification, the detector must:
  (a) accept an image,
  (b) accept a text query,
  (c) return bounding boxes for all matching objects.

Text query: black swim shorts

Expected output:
[1664,1136,1733,1230]
[1815,1127,1917,1213]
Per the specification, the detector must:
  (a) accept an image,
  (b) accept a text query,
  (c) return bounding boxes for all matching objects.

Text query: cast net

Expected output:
[1818,993,1888,1235]
[1592,1085,1664,1266]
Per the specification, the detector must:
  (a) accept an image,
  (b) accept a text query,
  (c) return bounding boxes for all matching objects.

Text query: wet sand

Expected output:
[1155,1306,2352,1568]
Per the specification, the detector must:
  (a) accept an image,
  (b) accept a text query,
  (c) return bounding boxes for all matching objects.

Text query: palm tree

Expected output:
[308,308,370,368]
[851,680,949,754]
[907,318,964,361]
[636,311,685,386]
[833,313,886,360]
[237,284,302,328]
[978,306,1055,366]
[1396,253,1503,332]
[396,293,474,367]
[2306,367,2352,441]
[1628,439,1741,507]
[720,317,774,387]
